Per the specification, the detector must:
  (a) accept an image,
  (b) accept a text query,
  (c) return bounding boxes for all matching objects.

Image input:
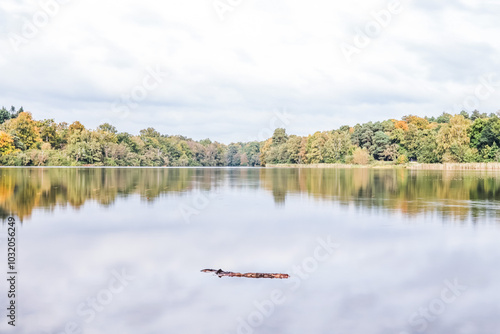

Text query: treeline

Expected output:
[260,110,500,165]
[0,108,260,166]
[1,108,500,166]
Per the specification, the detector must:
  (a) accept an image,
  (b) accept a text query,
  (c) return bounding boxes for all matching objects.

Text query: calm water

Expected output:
[0,167,499,334]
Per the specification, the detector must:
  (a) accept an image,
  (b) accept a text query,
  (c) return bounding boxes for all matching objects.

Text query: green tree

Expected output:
[436,112,452,124]
[477,116,500,150]
[38,119,58,148]
[140,127,161,139]
[66,130,103,164]
[53,122,70,149]
[241,141,261,166]
[469,117,487,149]
[98,123,117,134]
[371,131,391,160]
[0,107,10,124]
[470,110,488,121]
[226,144,241,166]
[271,128,288,146]
[416,129,440,163]
[322,130,352,163]
[481,142,500,162]
[381,143,400,161]
[285,136,304,164]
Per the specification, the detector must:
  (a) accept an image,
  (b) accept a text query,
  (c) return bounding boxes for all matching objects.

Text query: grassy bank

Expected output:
[265,163,500,170]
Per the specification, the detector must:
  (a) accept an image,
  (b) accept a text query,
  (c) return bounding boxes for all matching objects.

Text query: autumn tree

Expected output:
[393,120,409,131]
[0,131,17,155]
[437,115,476,162]
[1,109,496,166]
[305,132,327,163]
[403,115,429,130]
[4,112,41,150]
[69,121,85,133]
[351,147,370,165]
[259,138,273,165]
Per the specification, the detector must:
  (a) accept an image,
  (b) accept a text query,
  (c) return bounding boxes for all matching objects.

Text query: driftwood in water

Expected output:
[201,269,289,279]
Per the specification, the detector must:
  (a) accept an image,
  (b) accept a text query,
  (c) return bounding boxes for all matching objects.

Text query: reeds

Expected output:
[408,163,500,170]
[265,162,500,170]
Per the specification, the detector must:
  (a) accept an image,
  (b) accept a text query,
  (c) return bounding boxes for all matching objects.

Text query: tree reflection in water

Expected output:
[2,167,500,222]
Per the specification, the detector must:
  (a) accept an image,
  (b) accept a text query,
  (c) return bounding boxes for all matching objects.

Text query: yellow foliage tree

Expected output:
[403,115,429,130]
[259,138,273,166]
[437,115,471,152]
[0,131,17,155]
[437,115,475,162]
[4,112,41,150]
[69,121,85,133]
[352,147,370,165]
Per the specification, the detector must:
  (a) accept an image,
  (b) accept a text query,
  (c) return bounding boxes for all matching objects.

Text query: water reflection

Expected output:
[260,168,500,221]
[2,167,500,221]
[2,167,500,334]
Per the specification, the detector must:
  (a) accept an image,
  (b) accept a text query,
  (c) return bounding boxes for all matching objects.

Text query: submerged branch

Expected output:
[201,269,289,279]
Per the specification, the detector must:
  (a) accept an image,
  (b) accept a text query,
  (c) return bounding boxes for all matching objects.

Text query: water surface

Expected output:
[0,167,499,334]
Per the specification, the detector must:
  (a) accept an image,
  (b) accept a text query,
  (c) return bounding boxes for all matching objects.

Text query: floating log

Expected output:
[201,269,289,279]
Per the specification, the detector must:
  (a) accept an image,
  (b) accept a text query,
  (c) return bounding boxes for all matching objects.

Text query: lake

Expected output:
[0,167,499,334]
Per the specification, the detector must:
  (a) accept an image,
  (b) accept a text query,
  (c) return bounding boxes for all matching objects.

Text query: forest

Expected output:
[1,106,500,166]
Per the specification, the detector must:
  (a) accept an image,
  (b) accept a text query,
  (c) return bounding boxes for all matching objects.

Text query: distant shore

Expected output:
[265,163,500,170]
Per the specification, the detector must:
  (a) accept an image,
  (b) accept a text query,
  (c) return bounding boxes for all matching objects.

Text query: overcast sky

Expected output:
[1,0,500,143]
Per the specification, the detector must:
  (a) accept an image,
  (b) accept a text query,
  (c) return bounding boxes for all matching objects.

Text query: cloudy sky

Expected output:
[1,0,500,143]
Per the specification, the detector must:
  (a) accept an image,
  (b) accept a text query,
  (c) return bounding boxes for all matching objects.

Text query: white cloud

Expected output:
[1,0,500,143]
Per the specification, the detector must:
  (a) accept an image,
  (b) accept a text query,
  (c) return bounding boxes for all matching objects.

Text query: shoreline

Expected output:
[2,163,500,170]
[265,163,500,170]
